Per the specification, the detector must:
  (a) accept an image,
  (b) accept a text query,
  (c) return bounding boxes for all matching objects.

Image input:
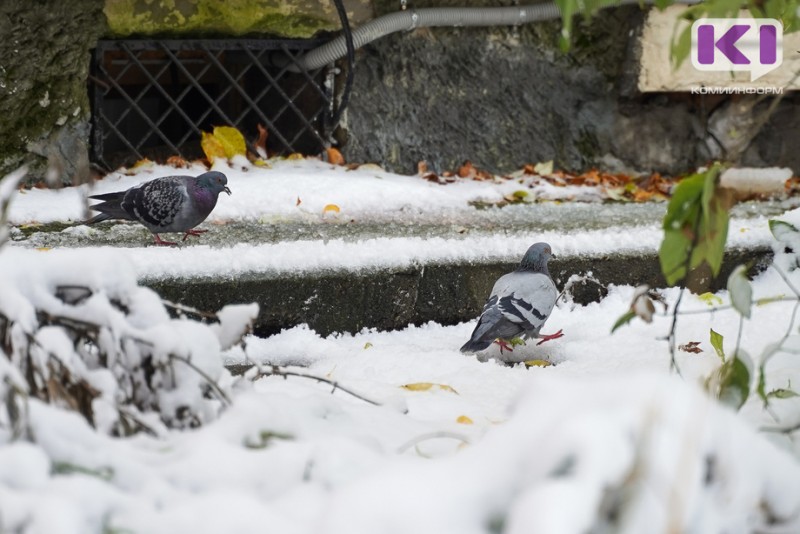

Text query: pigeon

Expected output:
[84,171,231,246]
[461,242,563,353]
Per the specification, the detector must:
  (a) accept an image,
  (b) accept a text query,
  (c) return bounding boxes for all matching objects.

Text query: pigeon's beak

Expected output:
[223,186,232,195]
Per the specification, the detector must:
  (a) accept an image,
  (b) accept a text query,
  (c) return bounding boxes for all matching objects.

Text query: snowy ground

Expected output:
[2,160,800,533]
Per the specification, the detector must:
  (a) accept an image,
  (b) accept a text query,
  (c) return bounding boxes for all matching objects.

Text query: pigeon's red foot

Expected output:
[182,229,209,241]
[494,339,515,354]
[536,329,564,346]
[153,234,178,246]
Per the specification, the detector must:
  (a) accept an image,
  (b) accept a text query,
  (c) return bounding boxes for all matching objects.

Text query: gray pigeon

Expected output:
[461,242,563,353]
[85,171,231,245]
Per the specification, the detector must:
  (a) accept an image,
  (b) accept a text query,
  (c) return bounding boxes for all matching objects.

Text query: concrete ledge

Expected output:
[146,246,773,337]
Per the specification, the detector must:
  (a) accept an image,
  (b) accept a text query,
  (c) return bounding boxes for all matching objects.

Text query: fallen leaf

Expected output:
[35,247,51,252]
[255,124,268,158]
[534,160,554,175]
[201,131,226,162]
[417,161,429,174]
[287,153,305,160]
[296,197,302,207]
[166,155,189,168]
[363,342,373,349]
[326,147,345,165]
[322,204,340,215]
[523,359,553,368]
[213,126,247,158]
[457,161,476,179]
[401,383,459,394]
[679,341,703,354]
[456,415,473,424]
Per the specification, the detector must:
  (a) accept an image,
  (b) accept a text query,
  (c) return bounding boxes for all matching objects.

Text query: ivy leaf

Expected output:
[709,329,725,362]
[727,264,752,318]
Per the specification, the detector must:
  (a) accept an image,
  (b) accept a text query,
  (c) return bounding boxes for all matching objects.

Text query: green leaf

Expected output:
[659,165,730,286]
[611,310,636,333]
[709,329,725,362]
[769,219,800,241]
[244,430,293,449]
[716,351,752,410]
[727,264,752,318]
[757,363,768,405]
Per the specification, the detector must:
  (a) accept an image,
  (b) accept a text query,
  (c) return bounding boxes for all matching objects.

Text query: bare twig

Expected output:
[162,299,217,320]
[396,431,471,454]
[254,366,397,411]
[169,354,231,406]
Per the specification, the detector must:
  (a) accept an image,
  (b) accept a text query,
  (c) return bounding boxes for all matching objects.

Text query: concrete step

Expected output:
[10,200,786,336]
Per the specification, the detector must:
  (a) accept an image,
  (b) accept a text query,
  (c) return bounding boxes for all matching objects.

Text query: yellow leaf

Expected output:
[401,383,459,394]
[698,292,723,307]
[132,158,153,168]
[201,131,226,162]
[287,153,305,160]
[322,204,341,214]
[253,158,271,167]
[213,126,247,158]
[456,415,473,424]
[35,247,51,252]
[363,342,373,349]
[523,359,553,368]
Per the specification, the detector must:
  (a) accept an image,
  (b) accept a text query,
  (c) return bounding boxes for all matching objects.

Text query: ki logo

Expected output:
[691,18,783,82]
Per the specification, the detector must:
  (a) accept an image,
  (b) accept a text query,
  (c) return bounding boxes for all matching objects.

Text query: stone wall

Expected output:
[2,0,798,183]
[0,0,106,184]
[342,2,800,175]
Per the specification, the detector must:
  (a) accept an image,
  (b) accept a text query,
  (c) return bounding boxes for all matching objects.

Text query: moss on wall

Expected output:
[0,0,106,182]
[104,0,372,38]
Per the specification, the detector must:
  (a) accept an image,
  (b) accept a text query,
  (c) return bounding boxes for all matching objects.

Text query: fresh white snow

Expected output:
[1,162,800,533]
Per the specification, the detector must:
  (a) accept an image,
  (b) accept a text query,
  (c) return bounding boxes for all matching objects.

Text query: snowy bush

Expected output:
[0,168,259,437]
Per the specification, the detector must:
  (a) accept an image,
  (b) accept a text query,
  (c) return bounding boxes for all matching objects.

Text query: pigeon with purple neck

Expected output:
[84,171,231,246]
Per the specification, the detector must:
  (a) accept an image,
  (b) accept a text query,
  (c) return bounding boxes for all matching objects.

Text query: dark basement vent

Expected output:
[89,39,336,170]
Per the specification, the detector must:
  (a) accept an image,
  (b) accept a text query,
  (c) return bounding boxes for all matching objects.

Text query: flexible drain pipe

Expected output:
[297,0,700,71]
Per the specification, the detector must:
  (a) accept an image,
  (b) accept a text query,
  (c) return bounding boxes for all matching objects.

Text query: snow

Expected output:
[2,163,800,532]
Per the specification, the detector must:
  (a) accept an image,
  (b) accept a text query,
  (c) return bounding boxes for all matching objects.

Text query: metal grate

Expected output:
[90,39,337,170]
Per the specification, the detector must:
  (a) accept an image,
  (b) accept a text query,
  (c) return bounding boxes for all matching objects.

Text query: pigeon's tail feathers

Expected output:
[86,191,132,224]
[89,191,125,202]
[83,212,114,225]
[460,337,493,353]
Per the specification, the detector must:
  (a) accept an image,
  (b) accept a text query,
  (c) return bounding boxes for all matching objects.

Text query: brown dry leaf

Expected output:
[417,161,429,174]
[456,415,474,424]
[255,124,268,157]
[296,196,302,207]
[401,382,459,394]
[457,161,476,179]
[326,147,345,165]
[166,155,189,168]
[679,341,703,354]
[523,164,537,175]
